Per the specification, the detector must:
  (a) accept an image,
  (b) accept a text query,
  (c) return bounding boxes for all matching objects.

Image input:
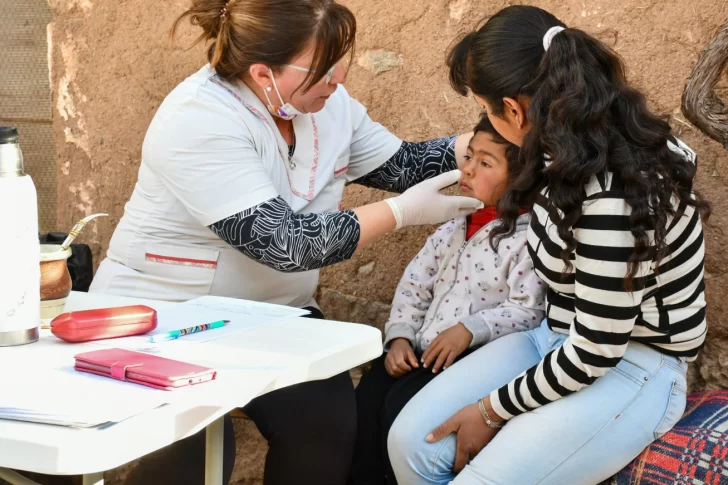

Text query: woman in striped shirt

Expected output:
[387,5,711,484]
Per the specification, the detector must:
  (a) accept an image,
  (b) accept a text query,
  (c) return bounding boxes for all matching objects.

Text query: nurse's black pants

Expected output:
[123,307,357,485]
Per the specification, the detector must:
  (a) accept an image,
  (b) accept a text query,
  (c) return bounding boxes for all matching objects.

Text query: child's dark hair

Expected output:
[473,114,507,143]
[448,5,711,289]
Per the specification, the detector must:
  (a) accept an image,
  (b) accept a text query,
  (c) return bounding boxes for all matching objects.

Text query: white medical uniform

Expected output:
[91,65,402,308]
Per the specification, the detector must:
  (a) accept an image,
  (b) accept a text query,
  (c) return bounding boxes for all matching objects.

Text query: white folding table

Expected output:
[0,292,382,485]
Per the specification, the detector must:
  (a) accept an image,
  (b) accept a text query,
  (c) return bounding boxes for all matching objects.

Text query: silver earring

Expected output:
[266,87,272,92]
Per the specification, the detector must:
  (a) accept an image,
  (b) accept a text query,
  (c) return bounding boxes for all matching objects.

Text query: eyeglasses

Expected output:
[285,62,338,84]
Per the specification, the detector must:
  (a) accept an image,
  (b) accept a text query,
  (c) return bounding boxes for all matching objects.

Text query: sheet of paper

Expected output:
[185,296,310,319]
[107,296,309,347]
[0,367,171,428]
[0,360,281,428]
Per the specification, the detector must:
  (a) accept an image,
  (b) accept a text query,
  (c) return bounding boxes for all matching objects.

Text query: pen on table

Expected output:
[148,319,230,343]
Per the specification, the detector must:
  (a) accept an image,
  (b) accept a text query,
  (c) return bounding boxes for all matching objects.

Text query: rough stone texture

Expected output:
[358,261,376,276]
[45,0,728,484]
[357,49,403,75]
[1,0,56,233]
[317,287,392,333]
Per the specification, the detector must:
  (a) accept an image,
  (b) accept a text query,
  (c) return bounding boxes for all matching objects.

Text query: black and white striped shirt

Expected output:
[490,139,707,420]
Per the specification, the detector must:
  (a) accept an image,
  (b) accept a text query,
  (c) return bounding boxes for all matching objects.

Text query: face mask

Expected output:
[263,68,304,120]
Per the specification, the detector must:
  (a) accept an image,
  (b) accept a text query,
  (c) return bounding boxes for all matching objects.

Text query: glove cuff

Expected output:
[384,198,405,230]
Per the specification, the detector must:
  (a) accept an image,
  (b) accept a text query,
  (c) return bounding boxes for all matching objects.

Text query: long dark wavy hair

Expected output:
[448,5,711,289]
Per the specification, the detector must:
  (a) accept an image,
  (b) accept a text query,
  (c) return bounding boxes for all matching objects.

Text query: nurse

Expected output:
[89,0,481,484]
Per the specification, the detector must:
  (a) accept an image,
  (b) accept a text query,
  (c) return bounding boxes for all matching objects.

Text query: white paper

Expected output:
[0,360,282,428]
[185,296,309,320]
[6,295,310,426]
[0,367,170,428]
[107,296,309,347]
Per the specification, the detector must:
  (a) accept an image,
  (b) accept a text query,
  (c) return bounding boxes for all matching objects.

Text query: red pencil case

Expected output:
[75,348,216,390]
[51,305,157,343]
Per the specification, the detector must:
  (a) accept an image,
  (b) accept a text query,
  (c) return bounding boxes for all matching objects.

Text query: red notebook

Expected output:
[74,348,216,390]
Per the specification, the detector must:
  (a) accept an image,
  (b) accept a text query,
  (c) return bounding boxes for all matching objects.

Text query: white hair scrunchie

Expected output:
[543,26,565,51]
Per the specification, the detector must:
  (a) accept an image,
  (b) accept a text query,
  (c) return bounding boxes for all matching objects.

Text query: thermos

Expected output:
[0,126,40,346]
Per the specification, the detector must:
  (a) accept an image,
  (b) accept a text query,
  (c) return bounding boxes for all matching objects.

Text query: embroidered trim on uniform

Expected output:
[210,76,318,201]
[334,165,349,177]
[145,253,218,269]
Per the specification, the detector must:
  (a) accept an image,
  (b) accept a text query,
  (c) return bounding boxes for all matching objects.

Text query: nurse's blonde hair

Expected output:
[171,0,356,91]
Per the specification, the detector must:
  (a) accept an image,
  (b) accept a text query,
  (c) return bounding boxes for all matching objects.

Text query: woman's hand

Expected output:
[385,170,484,229]
[426,398,505,473]
[385,338,420,377]
[421,323,472,373]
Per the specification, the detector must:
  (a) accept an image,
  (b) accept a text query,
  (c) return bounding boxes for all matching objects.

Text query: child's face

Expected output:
[458,131,510,206]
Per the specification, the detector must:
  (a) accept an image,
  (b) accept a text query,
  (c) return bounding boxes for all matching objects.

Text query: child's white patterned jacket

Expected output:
[385,214,546,354]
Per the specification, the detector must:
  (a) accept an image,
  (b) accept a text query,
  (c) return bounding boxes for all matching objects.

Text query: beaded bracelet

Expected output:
[478,398,505,429]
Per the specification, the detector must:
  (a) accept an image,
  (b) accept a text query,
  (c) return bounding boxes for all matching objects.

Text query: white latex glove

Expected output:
[385,170,484,229]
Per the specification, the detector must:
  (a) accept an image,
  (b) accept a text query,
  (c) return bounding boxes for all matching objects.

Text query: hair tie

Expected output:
[543,26,565,51]
[220,2,229,19]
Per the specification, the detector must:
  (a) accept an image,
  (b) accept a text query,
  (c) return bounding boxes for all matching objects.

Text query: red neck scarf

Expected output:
[466,207,499,240]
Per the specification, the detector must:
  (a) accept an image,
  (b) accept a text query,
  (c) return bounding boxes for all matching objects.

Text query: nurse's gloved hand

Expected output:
[385,170,484,230]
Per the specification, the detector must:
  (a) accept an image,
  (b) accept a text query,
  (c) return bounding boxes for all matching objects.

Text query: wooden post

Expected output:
[682,22,728,148]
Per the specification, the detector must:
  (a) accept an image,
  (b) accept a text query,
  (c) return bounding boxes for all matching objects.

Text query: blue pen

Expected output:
[148,319,230,343]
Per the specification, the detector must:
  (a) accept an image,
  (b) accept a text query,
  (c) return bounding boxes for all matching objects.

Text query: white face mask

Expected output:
[263,68,304,120]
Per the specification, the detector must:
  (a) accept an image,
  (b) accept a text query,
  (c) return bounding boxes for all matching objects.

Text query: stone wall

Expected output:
[47,0,728,484]
[1,0,56,233]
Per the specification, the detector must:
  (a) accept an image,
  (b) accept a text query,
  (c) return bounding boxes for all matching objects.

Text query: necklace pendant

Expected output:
[288,156,296,170]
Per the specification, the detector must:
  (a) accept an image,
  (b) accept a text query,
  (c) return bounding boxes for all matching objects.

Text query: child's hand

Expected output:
[385,338,420,378]
[421,323,473,373]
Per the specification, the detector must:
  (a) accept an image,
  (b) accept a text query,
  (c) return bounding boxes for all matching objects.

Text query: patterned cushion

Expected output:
[612,391,728,485]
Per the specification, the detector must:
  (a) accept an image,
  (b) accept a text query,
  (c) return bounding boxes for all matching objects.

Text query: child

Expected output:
[349,115,546,485]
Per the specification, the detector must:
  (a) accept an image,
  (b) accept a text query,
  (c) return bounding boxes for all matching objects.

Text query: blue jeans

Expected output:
[388,320,688,485]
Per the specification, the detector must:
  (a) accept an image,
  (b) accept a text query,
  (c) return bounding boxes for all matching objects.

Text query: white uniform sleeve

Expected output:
[346,94,403,181]
[142,98,279,227]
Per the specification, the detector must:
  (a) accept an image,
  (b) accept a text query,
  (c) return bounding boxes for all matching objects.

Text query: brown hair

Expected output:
[172,0,356,91]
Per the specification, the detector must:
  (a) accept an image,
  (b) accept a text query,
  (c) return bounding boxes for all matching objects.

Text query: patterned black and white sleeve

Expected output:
[208,196,360,273]
[354,136,458,193]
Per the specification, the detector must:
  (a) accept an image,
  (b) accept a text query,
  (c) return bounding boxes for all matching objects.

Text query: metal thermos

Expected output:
[0,126,40,346]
